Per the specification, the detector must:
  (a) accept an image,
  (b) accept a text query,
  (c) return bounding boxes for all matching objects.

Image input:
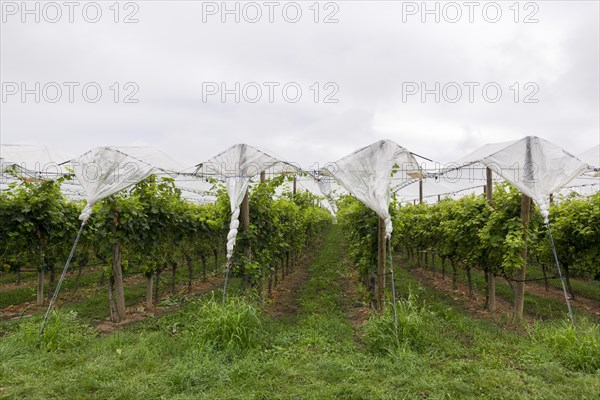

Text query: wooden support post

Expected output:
[241,191,250,229]
[111,201,126,322]
[514,194,531,319]
[293,176,297,195]
[241,190,250,290]
[486,167,493,203]
[515,137,533,320]
[419,179,423,204]
[260,171,266,182]
[145,274,153,309]
[36,270,44,305]
[485,167,496,312]
[437,194,441,203]
[377,217,386,311]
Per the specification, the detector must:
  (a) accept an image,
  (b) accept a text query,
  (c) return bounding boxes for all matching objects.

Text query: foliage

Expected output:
[233,176,332,285]
[0,178,79,275]
[478,183,541,275]
[336,195,379,289]
[535,191,600,275]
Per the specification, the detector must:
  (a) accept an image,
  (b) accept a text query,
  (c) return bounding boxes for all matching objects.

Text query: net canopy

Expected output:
[197,143,299,261]
[394,168,503,203]
[324,139,422,238]
[395,136,589,222]
[459,136,587,219]
[70,146,192,222]
[3,137,594,228]
[108,146,188,175]
[579,145,600,177]
[72,147,163,222]
[0,144,73,181]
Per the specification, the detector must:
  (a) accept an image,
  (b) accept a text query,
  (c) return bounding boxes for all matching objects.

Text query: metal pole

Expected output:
[40,221,86,335]
[546,222,576,328]
[222,259,231,305]
[388,238,399,336]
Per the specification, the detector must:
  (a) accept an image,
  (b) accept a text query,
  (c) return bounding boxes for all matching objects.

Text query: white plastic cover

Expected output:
[0,144,73,180]
[394,166,500,203]
[457,136,588,222]
[199,144,292,260]
[579,145,600,177]
[325,140,421,238]
[109,146,188,174]
[72,147,157,222]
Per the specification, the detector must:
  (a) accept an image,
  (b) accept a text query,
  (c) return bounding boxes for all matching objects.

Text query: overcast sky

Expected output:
[1,0,599,168]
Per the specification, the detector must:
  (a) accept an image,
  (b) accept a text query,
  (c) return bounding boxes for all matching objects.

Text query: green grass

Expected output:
[1,227,599,399]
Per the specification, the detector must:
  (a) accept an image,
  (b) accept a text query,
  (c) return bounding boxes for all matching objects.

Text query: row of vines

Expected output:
[338,183,600,317]
[0,174,332,322]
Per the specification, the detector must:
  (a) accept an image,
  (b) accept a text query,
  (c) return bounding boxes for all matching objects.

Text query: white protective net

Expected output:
[2,137,594,239]
[395,137,593,208]
[71,147,160,222]
[0,144,73,181]
[579,145,600,177]
[401,136,589,222]
[198,143,296,261]
[324,139,422,238]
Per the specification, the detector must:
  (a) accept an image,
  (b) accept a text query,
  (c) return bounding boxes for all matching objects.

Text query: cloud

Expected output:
[1,1,598,167]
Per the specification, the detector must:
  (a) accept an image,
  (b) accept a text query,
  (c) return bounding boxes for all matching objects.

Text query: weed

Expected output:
[166,294,265,352]
[532,319,600,372]
[362,292,432,355]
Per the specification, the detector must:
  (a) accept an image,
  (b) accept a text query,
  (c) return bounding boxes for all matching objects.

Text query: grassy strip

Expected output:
[0,270,104,309]
[0,271,37,286]
[0,256,225,310]
[525,263,600,303]
[404,252,599,323]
